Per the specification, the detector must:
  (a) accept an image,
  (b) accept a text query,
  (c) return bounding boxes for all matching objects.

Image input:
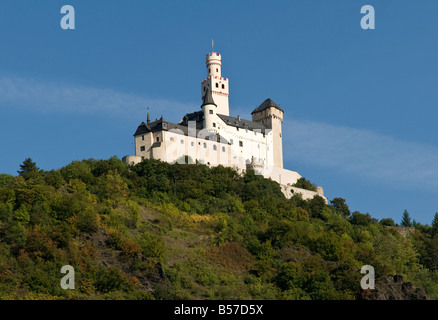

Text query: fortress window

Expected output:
[180,139,184,144]
[170,137,174,141]
[213,123,216,127]
[213,145,217,151]
[239,141,243,147]
[222,84,225,89]
[140,146,145,151]
[203,143,207,148]
[209,68,211,73]
[203,87,206,92]
[216,83,219,88]
[156,137,160,142]
[142,135,145,141]
[209,110,213,114]
[222,146,225,152]
[191,142,194,146]
[216,68,218,72]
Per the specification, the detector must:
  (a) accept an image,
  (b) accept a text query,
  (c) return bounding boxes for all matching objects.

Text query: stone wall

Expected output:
[280,184,327,203]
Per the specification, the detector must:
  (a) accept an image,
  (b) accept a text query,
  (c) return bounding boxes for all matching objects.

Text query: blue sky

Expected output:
[0,0,437,224]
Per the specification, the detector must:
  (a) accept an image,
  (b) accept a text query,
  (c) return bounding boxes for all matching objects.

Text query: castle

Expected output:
[123,51,326,201]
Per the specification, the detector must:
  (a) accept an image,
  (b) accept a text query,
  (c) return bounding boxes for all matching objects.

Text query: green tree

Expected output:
[380,218,395,226]
[401,210,412,227]
[292,177,316,191]
[330,198,350,217]
[431,213,438,236]
[17,158,40,180]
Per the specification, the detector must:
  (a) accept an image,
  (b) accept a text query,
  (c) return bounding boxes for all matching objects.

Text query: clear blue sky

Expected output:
[0,0,437,224]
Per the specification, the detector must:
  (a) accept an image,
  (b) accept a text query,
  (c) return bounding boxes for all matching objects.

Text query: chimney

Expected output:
[237,115,241,121]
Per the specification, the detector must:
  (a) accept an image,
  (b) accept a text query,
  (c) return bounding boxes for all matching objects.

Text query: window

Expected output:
[222,84,225,89]
[203,87,206,92]
[142,135,145,141]
[170,137,174,141]
[213,145,217,151]
[239,141,243,147]
[222,146,225,152]
[191,142,194,146]
[180,139,184,144]
[230,139,234,145]
[209,68,211,73]
[209,110,213,114]
[216,68,218,72]
[216,83,219,88]
[203,143,207,148]
[140,146,145,151]
[213,123,216,127]
[236,127,239,131]
[156,137,160,142]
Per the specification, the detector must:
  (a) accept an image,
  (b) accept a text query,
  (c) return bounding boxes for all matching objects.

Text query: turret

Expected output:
[201,87,217,130]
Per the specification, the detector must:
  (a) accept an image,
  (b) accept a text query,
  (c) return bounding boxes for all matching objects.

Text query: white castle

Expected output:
[123,51,326,201]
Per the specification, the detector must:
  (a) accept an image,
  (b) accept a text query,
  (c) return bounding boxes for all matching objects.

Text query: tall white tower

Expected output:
[201,52,229,116]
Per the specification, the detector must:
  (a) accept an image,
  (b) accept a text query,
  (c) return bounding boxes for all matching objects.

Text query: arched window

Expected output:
[216,83,219,88]
[222,84,225,89]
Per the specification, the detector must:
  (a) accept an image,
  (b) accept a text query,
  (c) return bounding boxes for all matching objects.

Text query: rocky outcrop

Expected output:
[360,275,428,300]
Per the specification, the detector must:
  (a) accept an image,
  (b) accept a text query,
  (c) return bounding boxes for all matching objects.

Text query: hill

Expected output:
[0,157,437,300]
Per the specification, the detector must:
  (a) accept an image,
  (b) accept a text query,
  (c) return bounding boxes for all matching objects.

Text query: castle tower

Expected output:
[201,52,229,116]
[251,99,284,168]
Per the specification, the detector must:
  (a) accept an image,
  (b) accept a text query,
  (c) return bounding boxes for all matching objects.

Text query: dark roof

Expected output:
[179,110,204,127]
[134,117,229,144]
[201,88,216,107]
[251,98,283,115]
[217,114,267,132]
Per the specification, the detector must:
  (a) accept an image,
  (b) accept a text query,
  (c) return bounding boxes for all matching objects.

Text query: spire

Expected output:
[201,87,216,107]
[147,107,150,124]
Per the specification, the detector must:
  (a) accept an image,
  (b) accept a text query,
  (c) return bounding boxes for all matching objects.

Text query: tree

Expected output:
[401,210,412,227]
[380,218,395,226]
[292,177,316,191]
[330,198,350,217]
[430,213,438,236]
[350,211,372,226]
[17,158,40,180]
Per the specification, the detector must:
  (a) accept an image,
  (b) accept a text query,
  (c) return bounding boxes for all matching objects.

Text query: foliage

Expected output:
[292,177,317,191]
[0,157,437,300]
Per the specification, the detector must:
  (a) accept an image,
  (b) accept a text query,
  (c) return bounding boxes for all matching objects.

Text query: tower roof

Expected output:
[201,87,217,107]
[251,98,283,115]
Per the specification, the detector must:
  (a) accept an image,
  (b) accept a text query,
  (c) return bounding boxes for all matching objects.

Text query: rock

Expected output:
[360,275,428,300]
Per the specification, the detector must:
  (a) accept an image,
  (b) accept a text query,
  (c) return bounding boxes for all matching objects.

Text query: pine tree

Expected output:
[401,209,412,227]
[17,158,40,180]
[431,213,438,236]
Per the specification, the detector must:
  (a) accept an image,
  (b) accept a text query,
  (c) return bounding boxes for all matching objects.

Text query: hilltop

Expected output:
[0,157,437,300]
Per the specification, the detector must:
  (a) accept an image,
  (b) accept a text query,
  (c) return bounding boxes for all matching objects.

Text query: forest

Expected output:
[0,156,437,300]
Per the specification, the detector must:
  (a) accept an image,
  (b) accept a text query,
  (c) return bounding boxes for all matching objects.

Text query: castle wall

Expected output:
[280,184,327,203]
